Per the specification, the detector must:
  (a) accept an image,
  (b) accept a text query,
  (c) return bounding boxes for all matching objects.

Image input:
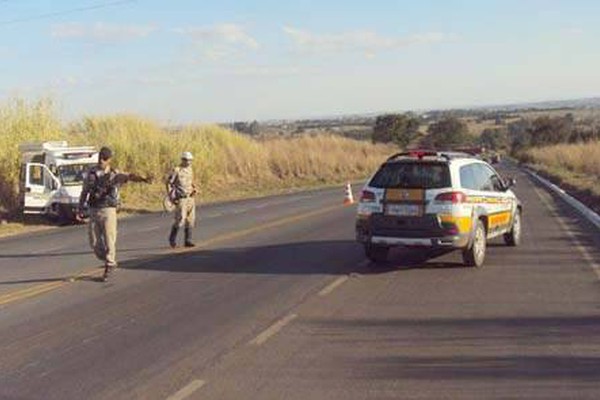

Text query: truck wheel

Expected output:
[365,244,389,264]
[463,220,486,268]
[503,210,521,246]
[58,204,76,225]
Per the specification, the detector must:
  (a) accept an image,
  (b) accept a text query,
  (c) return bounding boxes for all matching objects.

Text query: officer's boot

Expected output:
[169,226,179,248]
[184,227,195,248]
[102,264,112,282]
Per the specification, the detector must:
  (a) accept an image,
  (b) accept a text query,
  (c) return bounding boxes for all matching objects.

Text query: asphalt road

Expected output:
[1,163,599,400]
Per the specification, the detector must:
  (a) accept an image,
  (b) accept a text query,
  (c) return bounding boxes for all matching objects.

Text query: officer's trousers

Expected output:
[173,197,196,229]
[88,207,118,267]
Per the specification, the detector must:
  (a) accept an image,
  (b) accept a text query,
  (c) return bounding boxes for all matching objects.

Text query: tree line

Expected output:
[372,113,472,149]
[372,112,600,154]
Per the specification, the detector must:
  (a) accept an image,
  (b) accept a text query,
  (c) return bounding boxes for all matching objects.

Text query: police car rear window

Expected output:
[369,162,451,189]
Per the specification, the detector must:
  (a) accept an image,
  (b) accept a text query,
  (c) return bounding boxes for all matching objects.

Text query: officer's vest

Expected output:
[170,166,193,199]
[88,167,120,208]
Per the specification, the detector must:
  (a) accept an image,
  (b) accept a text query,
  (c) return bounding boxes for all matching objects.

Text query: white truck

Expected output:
[19,141,98,222]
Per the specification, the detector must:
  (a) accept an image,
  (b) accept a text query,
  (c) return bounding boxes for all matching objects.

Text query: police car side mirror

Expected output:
[504,177,516,190]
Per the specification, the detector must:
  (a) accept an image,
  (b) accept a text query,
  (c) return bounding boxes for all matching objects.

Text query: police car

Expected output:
[356,150,522,267]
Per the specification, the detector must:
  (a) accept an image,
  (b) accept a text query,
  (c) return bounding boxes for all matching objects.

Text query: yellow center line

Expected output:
[0,203,347,307]
[0,281,66,306]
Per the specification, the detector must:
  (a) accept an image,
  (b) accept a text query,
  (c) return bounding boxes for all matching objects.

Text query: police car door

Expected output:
[23,163,60,214]
[476,163,513,237]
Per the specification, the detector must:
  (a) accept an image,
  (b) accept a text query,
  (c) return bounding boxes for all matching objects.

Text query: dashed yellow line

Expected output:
[0,203,345,307]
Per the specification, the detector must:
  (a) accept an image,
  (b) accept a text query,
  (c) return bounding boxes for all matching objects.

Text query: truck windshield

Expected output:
[370,161,451,189]
[58,164,91,186]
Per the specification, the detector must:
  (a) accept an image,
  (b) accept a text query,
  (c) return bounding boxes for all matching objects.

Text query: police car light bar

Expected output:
[386,150,445,161]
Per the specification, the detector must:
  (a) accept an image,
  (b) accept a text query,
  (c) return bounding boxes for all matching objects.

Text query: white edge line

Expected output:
[525,168,600,230]
[249,313,298,346]
[318,276,349,297]
[532,186,600,280]
[166,379,206,400]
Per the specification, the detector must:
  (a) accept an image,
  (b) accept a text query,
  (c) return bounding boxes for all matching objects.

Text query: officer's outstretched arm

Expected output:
[123,173,153,184]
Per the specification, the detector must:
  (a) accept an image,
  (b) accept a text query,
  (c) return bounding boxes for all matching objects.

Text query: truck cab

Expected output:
[19,141,98,222]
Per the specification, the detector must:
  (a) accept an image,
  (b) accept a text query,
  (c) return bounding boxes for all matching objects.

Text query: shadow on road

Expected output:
[0,247,160,259]
[362,354,600,381]
[311,314,600,381]
[0,242,475,286]
[0,277,67,285]
[116,241,468,276]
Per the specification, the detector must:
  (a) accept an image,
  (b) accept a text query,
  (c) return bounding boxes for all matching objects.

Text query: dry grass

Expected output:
[526,141,600,176]
[464,117,522,136]
[0,99,393,218]
[525,141,600,197]
[0,99,63,212]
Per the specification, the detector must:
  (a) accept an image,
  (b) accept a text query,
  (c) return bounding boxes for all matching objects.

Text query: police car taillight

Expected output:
[360,190,376,203]
[435,191,466,204]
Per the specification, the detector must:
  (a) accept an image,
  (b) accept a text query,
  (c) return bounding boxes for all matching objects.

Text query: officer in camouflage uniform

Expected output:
[166,151,197,248]
[79,147,152,282]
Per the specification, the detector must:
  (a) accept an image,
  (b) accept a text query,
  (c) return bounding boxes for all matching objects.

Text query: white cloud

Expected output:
[175,23,259,60]
[48,75,97,89]
[283,26,455,54]
[226,65,316,77]
[0,46,13,59]
[561,27,584,36]
[51,22,156,41]
[133,76,177,85]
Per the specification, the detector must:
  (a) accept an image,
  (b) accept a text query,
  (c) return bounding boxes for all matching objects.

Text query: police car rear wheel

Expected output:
[463,220,486,268]
[365,244,389,264]
[504,211,521,246]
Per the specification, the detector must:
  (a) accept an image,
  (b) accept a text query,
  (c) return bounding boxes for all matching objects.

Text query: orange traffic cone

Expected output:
[343,182,354,206]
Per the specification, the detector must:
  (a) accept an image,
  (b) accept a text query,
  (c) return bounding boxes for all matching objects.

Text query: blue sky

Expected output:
[0,0,598,122]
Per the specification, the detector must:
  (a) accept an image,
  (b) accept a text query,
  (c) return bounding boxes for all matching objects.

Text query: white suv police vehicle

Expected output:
[356,150,522,267]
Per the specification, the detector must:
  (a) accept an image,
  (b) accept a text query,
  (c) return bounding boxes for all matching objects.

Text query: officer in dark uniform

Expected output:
[79,146,152,281]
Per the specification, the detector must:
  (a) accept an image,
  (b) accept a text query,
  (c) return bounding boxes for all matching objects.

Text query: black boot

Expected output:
[169,226,178,248]
[102,264,114,282]
[184,227,195,247]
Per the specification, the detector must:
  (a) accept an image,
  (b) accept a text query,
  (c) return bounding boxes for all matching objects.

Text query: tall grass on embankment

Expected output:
[522,141,600,203]
[0,98,392,216]
[0,99,64,213]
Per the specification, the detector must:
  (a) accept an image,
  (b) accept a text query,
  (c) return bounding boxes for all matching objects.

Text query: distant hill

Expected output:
[222,97,600,137]
[256,97,600,125]
[478,97,600,112]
